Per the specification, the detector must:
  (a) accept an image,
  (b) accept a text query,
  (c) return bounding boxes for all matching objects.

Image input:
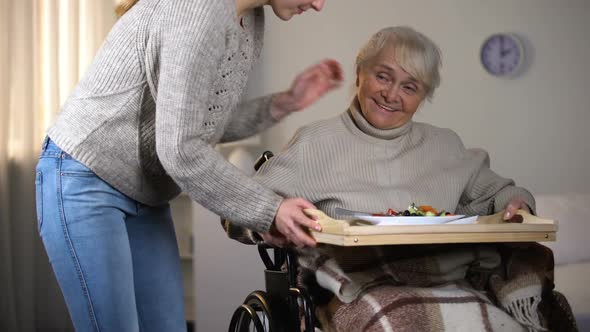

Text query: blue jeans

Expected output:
[35,137,186,332]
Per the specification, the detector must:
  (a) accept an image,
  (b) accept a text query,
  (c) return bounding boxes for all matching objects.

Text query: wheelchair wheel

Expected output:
[229,291,274,332]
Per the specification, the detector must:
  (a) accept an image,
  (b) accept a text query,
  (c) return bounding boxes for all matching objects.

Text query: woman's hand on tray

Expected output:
[272,198,322,248]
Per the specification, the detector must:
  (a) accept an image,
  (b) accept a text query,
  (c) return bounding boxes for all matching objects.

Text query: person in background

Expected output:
[35,0,342,331]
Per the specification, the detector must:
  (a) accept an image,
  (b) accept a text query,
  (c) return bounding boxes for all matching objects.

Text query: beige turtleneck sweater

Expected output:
[225,97,535,242]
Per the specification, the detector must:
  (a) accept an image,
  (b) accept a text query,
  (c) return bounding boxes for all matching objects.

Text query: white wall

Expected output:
[193,1,590,331]
[249,0,590,195]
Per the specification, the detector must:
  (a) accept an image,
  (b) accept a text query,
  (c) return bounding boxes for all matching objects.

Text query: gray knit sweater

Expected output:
[47,0,282,232]
[225,97,535,243]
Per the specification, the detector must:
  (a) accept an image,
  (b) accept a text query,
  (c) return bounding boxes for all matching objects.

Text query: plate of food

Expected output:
[337,204,473,226]
[360,215,467,225]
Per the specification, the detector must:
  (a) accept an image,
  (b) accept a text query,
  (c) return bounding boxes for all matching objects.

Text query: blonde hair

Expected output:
[356,26,442,100]
[115,0,139,17]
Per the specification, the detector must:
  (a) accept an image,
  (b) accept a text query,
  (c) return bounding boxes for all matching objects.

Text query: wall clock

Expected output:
[480,33,525,77]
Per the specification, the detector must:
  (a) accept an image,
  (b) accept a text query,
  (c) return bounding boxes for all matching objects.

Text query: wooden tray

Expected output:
[305,209,557,246]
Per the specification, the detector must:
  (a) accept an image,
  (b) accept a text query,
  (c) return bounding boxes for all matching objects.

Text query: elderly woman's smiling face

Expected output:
[357,46,426,130]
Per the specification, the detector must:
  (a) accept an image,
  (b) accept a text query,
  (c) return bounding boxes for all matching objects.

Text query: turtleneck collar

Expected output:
[347,96,413,140]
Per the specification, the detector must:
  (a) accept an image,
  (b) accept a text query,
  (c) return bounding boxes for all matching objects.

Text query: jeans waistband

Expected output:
[40,136,72,159]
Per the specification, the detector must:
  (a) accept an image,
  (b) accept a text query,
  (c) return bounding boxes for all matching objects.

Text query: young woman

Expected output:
[35,0,342,330]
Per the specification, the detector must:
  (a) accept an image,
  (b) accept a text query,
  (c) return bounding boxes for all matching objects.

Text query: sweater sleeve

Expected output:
[456,148,536,216]
[153,0,282,232]
[219,94,280,143]
[223,129,304,242]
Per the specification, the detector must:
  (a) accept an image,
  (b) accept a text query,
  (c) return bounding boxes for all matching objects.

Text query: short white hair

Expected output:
[355,26,442,100]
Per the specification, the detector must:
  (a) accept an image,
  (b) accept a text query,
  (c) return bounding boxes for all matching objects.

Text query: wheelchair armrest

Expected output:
[254,151,274,171]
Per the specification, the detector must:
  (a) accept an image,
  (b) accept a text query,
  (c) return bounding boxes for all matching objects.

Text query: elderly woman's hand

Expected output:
[503,197,531,220]
[270,59,343,120]
[273,198,321,248]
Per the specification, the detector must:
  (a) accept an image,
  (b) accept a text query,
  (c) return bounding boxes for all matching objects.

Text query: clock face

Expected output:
[480,34,524,76]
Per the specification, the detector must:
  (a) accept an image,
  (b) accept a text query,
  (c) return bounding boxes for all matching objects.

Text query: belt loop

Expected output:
[41,136,50,151]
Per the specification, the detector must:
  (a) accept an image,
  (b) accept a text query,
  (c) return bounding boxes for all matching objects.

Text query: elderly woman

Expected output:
[256,27,533,230]
[226,27,574,332]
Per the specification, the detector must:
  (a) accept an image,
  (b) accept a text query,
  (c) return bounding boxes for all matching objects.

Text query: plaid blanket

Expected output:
[299,243,556,332]
[317,283,527,332]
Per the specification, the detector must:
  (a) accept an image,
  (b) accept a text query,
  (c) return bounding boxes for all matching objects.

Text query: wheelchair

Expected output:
[227,152,580,332]
[227,243,317,332]
[228,151,317,332]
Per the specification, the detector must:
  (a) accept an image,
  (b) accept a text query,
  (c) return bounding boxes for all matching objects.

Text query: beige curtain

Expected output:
[0,0,117,330]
